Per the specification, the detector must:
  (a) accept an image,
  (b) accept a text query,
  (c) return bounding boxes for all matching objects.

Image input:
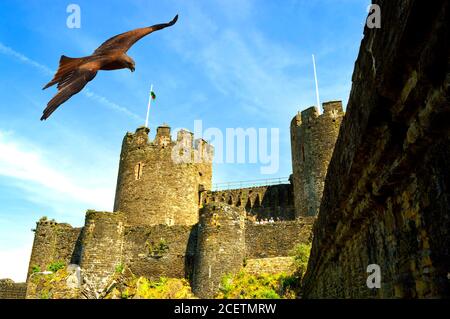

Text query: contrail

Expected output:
[0,42,143,122]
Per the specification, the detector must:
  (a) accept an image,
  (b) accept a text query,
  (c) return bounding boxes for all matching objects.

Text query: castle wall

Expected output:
[79,211,125,290]
[192,203,246,298]
[122,224,197,281]
[114,126,213,226]
[27,218,82,278]
[290,101,344,217]
[0,279,27,299]
[204,184,295,220]
[302,0,450,298]
[245,218,314,258]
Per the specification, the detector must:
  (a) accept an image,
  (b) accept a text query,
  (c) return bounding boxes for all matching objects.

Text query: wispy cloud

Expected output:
[0,41,143,122]
[164,3,314,123]
[0,42,53,76]
[0,131,114,212]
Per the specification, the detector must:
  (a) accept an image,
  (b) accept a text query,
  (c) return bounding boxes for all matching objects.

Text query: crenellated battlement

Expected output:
[292,101,344,128]
[200,183,295,220]
[122,125,214,164]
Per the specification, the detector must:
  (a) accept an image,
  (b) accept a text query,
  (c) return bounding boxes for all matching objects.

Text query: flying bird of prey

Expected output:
[41,14,178,120]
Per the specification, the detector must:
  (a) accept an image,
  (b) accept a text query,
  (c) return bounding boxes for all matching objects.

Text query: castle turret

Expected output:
[113,125,213,226]
[192,203,246,298]
[290,101,344,217]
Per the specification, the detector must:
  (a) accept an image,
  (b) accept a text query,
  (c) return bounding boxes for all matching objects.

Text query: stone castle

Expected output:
[2,0,449,299]
[0,100,344,299]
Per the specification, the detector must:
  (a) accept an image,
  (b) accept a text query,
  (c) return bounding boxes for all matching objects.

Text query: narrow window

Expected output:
[301,144,305,162]
[135,162,143,180]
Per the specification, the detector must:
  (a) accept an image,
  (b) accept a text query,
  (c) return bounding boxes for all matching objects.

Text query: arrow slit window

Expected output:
[135,162,144,180]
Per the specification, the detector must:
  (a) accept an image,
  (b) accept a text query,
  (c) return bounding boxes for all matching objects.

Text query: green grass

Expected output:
[47,261,65,273]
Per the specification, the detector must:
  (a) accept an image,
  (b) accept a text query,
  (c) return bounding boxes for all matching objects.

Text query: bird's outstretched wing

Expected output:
[41,68,97,120]
[93,14,178,55]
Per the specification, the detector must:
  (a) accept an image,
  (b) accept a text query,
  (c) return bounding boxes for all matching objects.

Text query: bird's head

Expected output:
[124,56,135,72]
[128,60,136,72]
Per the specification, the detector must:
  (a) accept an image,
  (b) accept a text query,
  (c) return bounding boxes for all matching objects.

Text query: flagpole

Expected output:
[312,54,321,113]
[145,84,153,128]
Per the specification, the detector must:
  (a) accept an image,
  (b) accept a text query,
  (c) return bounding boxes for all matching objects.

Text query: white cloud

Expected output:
[0,41,143,122]
[0,245,32,282]
[0,131,114,211]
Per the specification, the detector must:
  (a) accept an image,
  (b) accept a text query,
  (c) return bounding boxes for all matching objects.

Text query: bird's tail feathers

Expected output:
[42,55,84,90]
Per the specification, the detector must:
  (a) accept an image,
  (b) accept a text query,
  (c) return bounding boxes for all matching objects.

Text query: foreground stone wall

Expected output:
[245,219,314,258]
[204,184,295,220]
[0,279,26,299]
[27,218,82,279]
[303,0,450,298]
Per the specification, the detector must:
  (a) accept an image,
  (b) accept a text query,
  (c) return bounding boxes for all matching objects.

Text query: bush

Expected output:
[47,261,65,273]
[31,265,41,273]
[115,263,124,273]
[147,239,169,257]
[114,277,195,299]
[291,243,311,276]
[217,271,293,299]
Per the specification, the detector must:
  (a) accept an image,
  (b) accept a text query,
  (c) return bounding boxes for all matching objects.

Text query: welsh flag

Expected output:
[150,90,156,100]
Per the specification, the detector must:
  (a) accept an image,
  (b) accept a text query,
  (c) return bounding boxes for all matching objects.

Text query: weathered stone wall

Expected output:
[26,266,81,299]
[303,0,450,298]
[79,211,125,291]
[290,101,344,217]
[113,125,213,226]
[122,224,197,281]
[192,203,246,298]
[245,219,314,258]
[244,257,296,275]
[0,279,26,299]
[27,218,82,279]
[203,184,295,220]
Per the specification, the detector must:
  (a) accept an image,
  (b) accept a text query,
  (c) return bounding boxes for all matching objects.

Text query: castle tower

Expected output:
[26,218,81,280]
[192,203,246,298]
[78,211,125,290]
[113,125,213,226]
[290,101,344,217]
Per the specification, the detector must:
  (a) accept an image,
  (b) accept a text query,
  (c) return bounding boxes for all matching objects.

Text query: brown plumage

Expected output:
[41,14,178,121]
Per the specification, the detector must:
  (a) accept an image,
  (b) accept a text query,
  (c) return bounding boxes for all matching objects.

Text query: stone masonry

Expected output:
[290,101,344,217]
[302,0,450,298]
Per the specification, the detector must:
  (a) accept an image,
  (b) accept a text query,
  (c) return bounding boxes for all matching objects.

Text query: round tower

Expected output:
[290,101,344,217]
[113,125,213,226]
[192,203,246,298]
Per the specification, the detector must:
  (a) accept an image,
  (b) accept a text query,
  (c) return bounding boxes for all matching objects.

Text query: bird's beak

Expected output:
[130,66,135,72]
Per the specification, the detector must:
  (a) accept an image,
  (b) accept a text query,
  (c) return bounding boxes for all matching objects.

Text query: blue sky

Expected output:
[0,0,368,281]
